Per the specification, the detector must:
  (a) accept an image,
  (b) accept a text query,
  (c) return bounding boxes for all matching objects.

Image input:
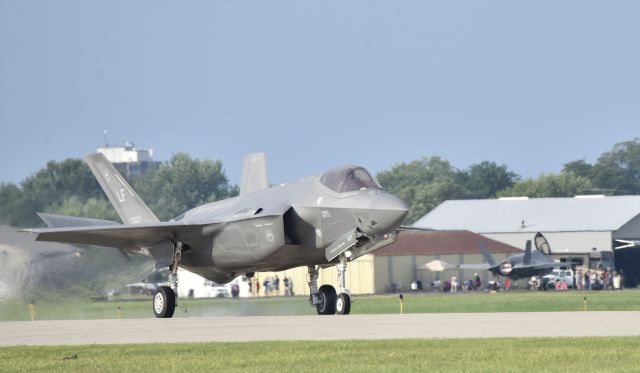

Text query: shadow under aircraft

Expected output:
[459,233,567,281]
[23,152,408,318]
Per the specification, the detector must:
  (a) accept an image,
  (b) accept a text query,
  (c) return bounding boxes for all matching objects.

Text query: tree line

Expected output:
[1,139,639,227]
[0,153,238,228]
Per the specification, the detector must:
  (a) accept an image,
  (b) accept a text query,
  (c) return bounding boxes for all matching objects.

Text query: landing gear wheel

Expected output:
[153,286,176,318]
[316,285,337,315]
[336,293,351,315]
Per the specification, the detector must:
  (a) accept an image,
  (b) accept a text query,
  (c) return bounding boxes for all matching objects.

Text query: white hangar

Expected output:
[413,195,640,286]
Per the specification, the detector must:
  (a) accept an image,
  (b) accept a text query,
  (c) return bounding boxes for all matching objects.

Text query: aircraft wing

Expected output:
[517,262,566,270]
[397,226,435,232]
[22,221,223,251]
[457,263,493,270]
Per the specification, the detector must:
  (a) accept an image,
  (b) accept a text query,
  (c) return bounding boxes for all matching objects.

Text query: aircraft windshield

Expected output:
[320,167,381,193]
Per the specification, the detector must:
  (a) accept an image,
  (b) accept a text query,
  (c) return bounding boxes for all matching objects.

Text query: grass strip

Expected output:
[2,337,640,372]
[2,290,640,321]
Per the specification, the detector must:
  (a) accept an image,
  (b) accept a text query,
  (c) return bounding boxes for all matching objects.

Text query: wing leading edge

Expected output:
[23,221,223,251]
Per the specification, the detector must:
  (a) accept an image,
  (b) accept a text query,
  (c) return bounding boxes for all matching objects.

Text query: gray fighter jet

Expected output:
[460,233,566,281]
[23,153,408,318]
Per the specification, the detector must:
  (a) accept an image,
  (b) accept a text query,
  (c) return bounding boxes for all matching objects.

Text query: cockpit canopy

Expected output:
[319,166,381,193]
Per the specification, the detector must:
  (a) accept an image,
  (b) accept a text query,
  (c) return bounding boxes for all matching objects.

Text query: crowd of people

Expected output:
[529,268,625,291]
[574,268,624,291]
[434,268,626,293]
[251,275,294,297]
[431,273,484,292]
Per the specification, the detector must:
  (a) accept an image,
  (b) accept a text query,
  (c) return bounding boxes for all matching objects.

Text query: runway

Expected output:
[2,311,640,346]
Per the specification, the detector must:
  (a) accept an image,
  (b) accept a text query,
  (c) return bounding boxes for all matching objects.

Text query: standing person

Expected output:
[607,269,614,290]
[576,270,583,290]
[620,269,625,290]
[283,276,290,296]
[528,276,539,291]
[474,273,482,290]
[255,278,260,297]
[264,278,270,296]
[613,271,621,291]
[584,270,590,290]
[504,277,512,290]
[450,276,458,293]
[274,275,280,296]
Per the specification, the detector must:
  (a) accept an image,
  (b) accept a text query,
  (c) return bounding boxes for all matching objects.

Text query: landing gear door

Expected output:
[325,229,357,262]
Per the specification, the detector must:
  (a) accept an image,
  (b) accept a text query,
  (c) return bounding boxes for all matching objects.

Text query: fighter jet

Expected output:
[459,233,566,280]
[23,153,408,318]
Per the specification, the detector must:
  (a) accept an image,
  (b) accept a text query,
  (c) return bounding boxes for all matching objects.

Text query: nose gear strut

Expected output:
[307,253,352,315]
[335,254,351,315]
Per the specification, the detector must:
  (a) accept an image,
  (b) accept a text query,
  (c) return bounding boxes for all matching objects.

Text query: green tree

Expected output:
[0,183,34,227]
[377,157,463,223]
[562,159,594,179]
[459,161,518,199]
[0,159,107,227]
[590,138,640,194]
[52,196,119,221]
[132,153,237,221]
[0,154,237,227]
[497,173,593,198]
[20,159,103,207]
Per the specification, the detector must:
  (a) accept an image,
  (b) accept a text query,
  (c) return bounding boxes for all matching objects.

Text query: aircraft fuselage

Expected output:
[175,172,407,283]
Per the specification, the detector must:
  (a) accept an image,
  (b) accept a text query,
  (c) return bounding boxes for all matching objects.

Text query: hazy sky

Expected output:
[1,1,639,186]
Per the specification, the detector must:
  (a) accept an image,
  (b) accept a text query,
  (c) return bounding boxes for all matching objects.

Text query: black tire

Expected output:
[336,293,351,315]
[316,285,337,315]
[153,286,176,318]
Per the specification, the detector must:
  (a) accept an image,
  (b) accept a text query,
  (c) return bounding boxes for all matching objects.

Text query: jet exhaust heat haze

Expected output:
[0,225,153,304]
[23,153,408,318]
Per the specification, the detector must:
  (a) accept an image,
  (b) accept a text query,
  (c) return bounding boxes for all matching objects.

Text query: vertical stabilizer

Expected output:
[477,242,497,266]
[523,240,532,264]
[85,153,160,224]
[240,152,269,196]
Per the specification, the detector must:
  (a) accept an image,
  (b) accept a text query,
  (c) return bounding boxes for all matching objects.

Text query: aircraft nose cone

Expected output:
[368,193,409,234]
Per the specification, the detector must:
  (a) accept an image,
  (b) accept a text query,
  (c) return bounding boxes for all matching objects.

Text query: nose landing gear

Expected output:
[307,254,352,315]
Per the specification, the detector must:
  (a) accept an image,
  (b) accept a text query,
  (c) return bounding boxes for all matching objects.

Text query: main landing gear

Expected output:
[153,242,183,318]
[308,255,351,315]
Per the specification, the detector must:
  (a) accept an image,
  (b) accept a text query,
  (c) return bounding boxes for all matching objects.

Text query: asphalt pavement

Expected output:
[2,311,640,346]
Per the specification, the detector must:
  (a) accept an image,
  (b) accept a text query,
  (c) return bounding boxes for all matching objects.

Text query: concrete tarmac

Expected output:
[2,311,640,346]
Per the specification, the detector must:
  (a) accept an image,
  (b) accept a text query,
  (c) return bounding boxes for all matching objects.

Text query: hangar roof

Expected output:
[413,195,640,233]
[373,230,522,256]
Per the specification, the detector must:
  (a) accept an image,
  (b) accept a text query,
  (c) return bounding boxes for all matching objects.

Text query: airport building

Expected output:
[414,195,640,286]
[97,142,160,179]
[256,230,522,296]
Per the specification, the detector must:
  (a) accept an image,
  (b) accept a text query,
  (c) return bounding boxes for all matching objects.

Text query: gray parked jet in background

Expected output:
[460,233,567,281]
[24,153,408,318]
